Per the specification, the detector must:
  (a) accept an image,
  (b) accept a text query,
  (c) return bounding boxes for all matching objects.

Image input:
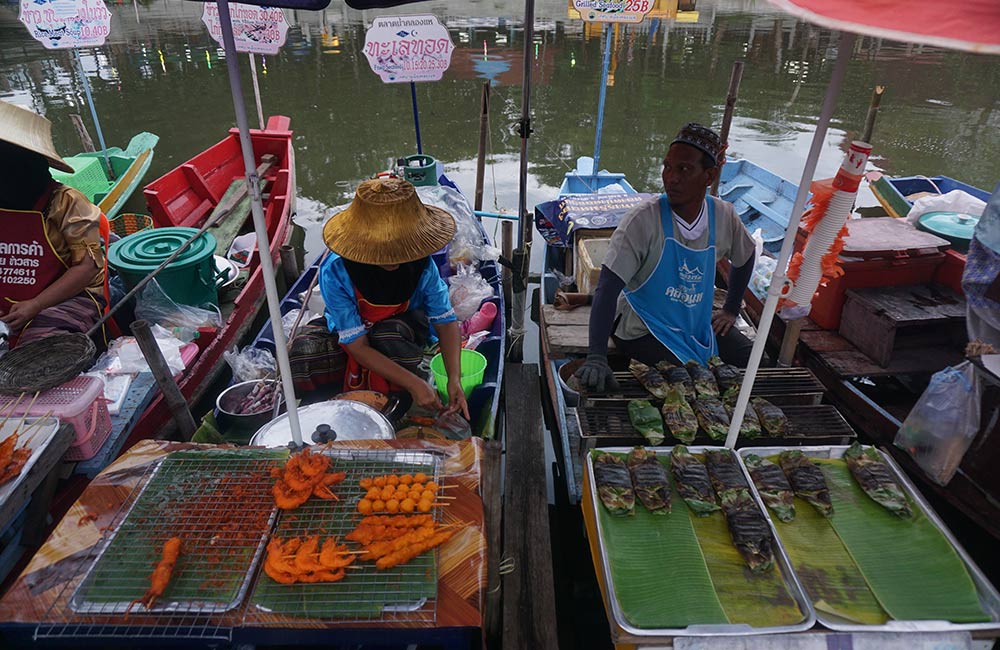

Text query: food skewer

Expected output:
[18,411,55,445]
[11,391,41,434]
[0,393,27,431]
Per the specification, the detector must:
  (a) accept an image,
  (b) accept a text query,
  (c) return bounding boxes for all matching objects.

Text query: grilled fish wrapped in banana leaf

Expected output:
[656,361,695,399]
[626,447,671,514]
[743,454,795,522]
[779,450,834,517]
[593,452,635,516]
[670,446,719,516]
[627,400,665,446]
[721,491,775,573]
[704,450,750,502]
[661,388,698,444]
[722,393,762,439]
[752,397,789,436]
[708,356,741,394]
[692,397,730,441]
[844,443,912,518]
[630,360,669,400]
[686,361,720,398]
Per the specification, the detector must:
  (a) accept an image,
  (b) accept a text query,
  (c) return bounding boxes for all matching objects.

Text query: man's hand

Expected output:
[410,379,443,412]
[712,309,737,336]
[575,354,619,393]
[444,377,471,420]
[1,299,42,331]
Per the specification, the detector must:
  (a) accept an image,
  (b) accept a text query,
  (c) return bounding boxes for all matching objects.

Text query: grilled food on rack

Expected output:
[660,388,698,444]
[708,356,741,394]
[692,397,730,441]
[752,398,789,436]
[264,535,353,584]
[686,361,720,399]
[722,390,762,439]
[627,400,665,446]
[743,454,795,522]
[703,450,750,502]
[130,537,183,610]
[626,447,671,514]
[720,491,775,573]
[779,450,834,517]
[593,452,635,516]
[0,429,31,487]
[629,360,670,400]
[271,447,346,510]
[656,361,695,400]
[669,446,719,516]
[844,443,913,518]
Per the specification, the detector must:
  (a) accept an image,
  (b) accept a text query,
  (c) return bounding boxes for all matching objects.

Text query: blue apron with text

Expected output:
[623,194,718,365]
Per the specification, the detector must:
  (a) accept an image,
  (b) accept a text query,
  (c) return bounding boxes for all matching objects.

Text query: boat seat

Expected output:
[719,181,753,198]
[742,194,787,227]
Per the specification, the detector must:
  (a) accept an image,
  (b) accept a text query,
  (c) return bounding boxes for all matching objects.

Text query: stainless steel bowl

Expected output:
[216,379,284,435]
[250,399,395,448]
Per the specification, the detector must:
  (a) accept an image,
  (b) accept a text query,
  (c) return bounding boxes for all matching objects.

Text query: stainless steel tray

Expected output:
[585,445,816,639]
[736,445,1000,634]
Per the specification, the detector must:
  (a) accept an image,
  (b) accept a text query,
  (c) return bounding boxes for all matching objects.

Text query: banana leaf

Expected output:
[657,361,695,399]
[661,387,698,444]
[692,397,729,441]
[708,356,741,394]
[630,359,669,400]
[843,443,912,518]
[670,446,719,516]
[627,400,665,446]
[779,450,833,517]
[744,454,795,523]
[593,452,635,516]
[753,398,789,436]
[686,361,720,398]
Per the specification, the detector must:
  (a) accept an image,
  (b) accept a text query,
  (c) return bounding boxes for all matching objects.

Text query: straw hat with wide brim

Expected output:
[0,100,73,173]
[323,177,456,265]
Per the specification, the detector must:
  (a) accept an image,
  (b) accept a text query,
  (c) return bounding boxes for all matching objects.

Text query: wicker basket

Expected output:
[109,213,154,239]
[0,333,96,395]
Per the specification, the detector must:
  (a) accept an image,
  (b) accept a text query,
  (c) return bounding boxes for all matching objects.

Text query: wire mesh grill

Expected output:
[243,447,443,626]
[36,448,287,642]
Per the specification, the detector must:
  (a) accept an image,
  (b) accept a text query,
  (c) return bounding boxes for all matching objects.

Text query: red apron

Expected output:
[342,290,409,394]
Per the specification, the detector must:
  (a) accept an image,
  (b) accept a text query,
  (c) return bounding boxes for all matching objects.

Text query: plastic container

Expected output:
[430,350,487,400]
[108,226,220,308]
[0,376,112,461]
[402,154,438,187]
[576,237,612,294]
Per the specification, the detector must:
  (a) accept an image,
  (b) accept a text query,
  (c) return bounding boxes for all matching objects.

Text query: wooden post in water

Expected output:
[502,220,513,324]
[861,85,885,144]
[711,60,745,197]
[131,319,197,439]
[474,82,491,212]
[69,114,96,153]
[279,245,300,289]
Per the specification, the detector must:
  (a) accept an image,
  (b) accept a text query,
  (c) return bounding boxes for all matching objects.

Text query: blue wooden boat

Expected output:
[717,159,801,253]
[869,172,989,219]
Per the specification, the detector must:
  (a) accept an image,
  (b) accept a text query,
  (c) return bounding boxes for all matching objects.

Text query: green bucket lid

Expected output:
[108,226,217,273]
[916,211,978,244]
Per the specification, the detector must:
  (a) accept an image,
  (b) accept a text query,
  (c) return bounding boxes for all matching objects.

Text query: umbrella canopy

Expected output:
[768,0,1000,54]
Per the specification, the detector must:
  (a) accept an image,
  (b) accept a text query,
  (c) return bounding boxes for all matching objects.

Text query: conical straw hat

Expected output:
[323,178,456,265]
[0,100,72,173]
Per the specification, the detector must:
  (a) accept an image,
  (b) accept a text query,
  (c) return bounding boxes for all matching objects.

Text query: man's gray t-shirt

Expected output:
[602,195,755,341]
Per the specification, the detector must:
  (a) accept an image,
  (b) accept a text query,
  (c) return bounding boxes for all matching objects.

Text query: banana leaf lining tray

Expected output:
[583,445,816,640]
[737,446,1000,634]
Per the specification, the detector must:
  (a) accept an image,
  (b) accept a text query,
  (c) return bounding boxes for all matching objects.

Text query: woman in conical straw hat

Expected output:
[0,100,111,348]
[289,177,469,418]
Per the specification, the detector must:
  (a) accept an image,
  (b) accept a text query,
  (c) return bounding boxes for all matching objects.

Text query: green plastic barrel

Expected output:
[403,155,438,186]
[430,350,487,401]
[108,226,220,308]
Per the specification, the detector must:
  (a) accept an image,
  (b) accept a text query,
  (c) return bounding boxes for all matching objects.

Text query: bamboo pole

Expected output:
[131,319,197,439]
[474,82,491,212]
[861,85,885,144]
[710,60,744,197]
[69,114,96,153]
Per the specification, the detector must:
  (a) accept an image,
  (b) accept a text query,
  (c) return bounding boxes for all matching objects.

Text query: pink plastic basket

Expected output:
[0,376,112,461]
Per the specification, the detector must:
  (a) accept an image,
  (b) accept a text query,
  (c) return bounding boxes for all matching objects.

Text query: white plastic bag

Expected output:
[135,279,222,340]
[894,361,981,486]
[97,325,187,375]
[448,264,494,322]
[905,189,986,225]
[224,346,276,383]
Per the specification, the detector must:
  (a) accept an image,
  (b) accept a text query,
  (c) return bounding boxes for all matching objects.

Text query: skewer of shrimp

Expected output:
[10,392,40,435]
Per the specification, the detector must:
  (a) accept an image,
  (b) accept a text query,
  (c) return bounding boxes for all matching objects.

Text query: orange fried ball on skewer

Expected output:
[400,498,416,514]
[386,499,400,514]
[399,474,413,485]
[425,481,439,492]
[357,499,373,515]
[387,475,400,486]
[359,477,373,489]
[417,499,432,513]
[413,472,428,484]
[374,476,387,487]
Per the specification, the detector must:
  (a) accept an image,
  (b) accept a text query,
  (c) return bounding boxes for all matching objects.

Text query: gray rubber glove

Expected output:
[575,354,619,393]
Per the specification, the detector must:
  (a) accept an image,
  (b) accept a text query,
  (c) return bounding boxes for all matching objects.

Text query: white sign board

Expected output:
[363,15,455,84]
[573,0,653,23]
[202,3,288,56]
[19,0,112,49]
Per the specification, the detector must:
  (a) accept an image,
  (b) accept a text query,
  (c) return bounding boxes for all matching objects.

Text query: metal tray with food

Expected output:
[736,445,1000,634]
[0,416,60,509]
[583,445,816,640]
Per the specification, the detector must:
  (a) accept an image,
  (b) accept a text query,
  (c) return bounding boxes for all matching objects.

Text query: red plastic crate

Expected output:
[932,249,966,296]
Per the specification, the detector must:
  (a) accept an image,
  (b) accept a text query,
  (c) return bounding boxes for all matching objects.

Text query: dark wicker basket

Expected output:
[0,333,96,395]
[109,213,154,239]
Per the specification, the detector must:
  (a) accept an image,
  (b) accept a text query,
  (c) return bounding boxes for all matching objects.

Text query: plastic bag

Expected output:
[750,255,777,300]
[416,185,500,266]
[905,189,986,225]
[227,232,257,267]
[224,346,276,383]
[448,264,494,322]
[95,325,187,375]
[135,279,222,341]
[894,361,981,486]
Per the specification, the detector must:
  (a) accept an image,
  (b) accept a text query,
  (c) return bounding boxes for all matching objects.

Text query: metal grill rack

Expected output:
[243,447,444,627]
[37,449,286,642]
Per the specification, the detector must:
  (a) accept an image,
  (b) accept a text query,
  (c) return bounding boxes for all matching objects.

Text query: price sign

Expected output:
[202,3,288,56]
[362,14,455,84]
[19,0,112,49]
[573,0,653,23]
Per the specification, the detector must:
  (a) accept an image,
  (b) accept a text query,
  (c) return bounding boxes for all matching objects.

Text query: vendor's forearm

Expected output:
[32,259,98,310]
[433,320,463,382]
[589,266,626,356]
[344,336,423,391]
[724,253,755,315]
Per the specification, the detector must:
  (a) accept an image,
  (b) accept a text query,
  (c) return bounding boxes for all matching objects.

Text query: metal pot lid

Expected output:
[917,211,978,242]
[251,400,394,448]
[109,227,217,272]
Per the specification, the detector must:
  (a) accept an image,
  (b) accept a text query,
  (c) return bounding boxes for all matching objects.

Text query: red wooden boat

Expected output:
[125,115,295,447]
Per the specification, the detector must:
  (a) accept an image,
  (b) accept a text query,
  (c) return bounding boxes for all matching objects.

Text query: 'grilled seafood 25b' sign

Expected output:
[573,0,653,23]
[363,15,454,83]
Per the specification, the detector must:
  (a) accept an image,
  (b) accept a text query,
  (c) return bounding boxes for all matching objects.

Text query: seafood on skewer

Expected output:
[592,452,635,516]
[779,450,834,517]
[743,454,795,522]
[844,443,912,518]
[627,400,665,446]
[686,361,720,399]
[271,447,345,509]
[669,446,719,516]
[131,537,183,611]
[661,388,698,444]
[629,360,670,400]
[691,397,730,441]
[656,362,695,400]
[626,447,671,514]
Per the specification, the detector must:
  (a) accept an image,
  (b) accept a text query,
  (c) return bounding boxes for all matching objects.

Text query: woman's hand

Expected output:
[445,377,470,420]
[409,378,443,412]
[1,299,41,331]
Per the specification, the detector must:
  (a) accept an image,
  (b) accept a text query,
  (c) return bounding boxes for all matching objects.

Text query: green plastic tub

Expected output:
[108,226,220,308]
[430,349,487,401]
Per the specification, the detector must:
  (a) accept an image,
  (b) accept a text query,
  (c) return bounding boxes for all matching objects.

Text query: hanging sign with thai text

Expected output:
[19,0,112,49]
[363,14,455,83]
[202,3,289,56]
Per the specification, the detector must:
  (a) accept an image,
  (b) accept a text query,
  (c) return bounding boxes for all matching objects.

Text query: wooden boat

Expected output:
[869,171,990,219]
[50,132,159,219]
[232,172,505,440]
[717,159,801,253]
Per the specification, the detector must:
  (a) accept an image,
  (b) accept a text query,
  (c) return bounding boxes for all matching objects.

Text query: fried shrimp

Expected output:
[132,537,182,610]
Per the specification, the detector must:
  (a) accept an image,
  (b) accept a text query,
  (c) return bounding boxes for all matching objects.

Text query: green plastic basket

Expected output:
[430,349,487,401]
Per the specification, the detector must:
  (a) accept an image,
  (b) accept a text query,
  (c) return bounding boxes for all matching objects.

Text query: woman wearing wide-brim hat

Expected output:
[289,177,468,418]
[0,100,111,347]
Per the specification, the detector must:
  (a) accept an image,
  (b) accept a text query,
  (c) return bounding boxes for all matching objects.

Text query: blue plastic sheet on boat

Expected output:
[534,193,656,247]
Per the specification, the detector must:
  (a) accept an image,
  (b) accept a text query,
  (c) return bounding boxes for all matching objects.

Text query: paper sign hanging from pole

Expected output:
[19,0,112,49]
[202,3,288,55]
[362,15,454,83]
[573,0,652,23]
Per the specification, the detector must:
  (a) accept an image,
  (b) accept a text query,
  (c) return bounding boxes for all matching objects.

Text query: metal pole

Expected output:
[724,31,855,449]
[73,49,115,180]
[249,53,265,131]
[131,319,197,439]
[474,81,491,212]
[592,23,612,176]
[710,60,744,196]
[216,0,303,448]
[510,0,535,362]
[410,82,423,154]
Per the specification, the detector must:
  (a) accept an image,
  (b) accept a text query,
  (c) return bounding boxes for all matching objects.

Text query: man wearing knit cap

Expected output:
[576,123,757,392]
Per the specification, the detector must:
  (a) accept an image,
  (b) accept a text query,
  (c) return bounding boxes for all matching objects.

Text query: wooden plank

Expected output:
[841,217,950,256]
[844,284,965,325]
[483,439,503,649]
[209,155,277,257]
[541,304,591,327]
[502,364,559,650]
